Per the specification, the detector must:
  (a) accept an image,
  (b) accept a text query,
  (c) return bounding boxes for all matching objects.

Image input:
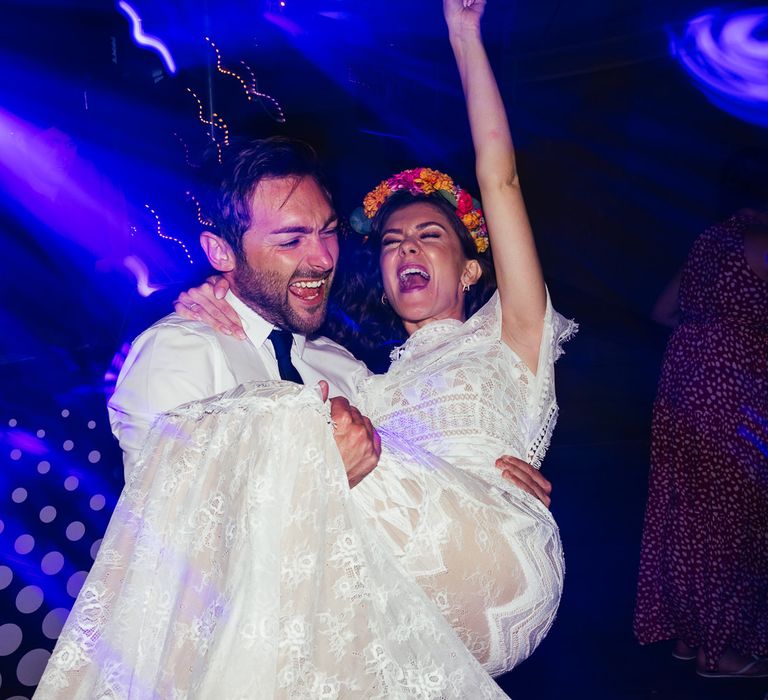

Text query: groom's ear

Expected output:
[200,231,236,273]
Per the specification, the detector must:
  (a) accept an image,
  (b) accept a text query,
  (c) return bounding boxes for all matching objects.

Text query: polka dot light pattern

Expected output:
[41,610,68,641]
[39,506,56,524]
[14,535,34,555]
[15,587,44,615]
[65,522,85,542]
[40,552,64,576]
[0,392,123,698]
[0,625,23,656]
[89,494,105,511]
[11,488,27,504]
[16,649,50,687]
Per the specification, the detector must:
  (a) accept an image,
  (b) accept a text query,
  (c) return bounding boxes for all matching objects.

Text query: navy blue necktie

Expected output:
[268,329,304,384]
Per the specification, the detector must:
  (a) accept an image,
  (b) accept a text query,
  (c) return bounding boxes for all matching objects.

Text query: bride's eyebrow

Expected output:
[383,221,447,235]
[415,221,447,230]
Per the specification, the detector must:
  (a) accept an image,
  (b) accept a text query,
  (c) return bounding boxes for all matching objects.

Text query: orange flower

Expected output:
[363,181,391,218]
[461,211,481,231]
[416,168,454,195]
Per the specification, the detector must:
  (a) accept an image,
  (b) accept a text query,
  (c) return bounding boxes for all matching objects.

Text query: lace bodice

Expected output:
[358,292,577,483]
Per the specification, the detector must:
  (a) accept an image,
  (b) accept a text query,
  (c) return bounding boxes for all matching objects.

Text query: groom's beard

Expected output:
[232,260,332,335]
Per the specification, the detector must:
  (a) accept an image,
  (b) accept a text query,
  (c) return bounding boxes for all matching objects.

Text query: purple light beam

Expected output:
[117,0,177,75]
[670,8,768,126]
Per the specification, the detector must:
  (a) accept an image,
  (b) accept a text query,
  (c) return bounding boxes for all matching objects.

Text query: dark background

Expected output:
[1,1,766,698]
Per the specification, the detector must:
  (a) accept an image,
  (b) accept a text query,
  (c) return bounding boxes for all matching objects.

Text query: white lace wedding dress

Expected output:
[35,293,575,699]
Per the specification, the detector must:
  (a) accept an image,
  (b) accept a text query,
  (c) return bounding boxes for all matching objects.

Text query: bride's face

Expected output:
[379,201,474,335]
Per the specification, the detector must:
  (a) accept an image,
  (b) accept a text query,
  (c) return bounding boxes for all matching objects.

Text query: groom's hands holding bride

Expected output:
[495,456,553,508]
[319,381,381,489]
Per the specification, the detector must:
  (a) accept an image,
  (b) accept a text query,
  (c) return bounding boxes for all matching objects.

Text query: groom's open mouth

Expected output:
[288,274,330,304]
[397,265,431,292]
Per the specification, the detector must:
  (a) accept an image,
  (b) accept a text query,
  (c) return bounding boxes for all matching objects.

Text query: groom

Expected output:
[109,137,551,503]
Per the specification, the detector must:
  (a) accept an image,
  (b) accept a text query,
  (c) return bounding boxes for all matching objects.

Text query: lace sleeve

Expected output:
[471,290,577,469]
[523,294,578,468]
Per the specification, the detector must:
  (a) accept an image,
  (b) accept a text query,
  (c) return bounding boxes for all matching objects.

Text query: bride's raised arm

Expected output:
[445,0,547,372]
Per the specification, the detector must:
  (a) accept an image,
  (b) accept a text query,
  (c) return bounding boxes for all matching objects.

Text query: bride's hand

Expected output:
[174,275,246,339]
[443,0,486,38]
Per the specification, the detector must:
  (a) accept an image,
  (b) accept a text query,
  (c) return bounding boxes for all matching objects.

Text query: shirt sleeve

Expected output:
[108,322,221,478]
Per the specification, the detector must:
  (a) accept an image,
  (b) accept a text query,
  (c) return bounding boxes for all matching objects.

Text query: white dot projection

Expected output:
[14,535,34,556]
[65,522,85,542]
[41,610,68,641]
[89,494,105,511]
[38,507,56,524]
[15,587,44,615]
[66,571,88,599]
[16,648,50,686]
[89,539,102,560]
[40,553,64,576]
[0,566,13,590]
[11,489,27,504]
[1,397,122,698]
[0,624,22,656]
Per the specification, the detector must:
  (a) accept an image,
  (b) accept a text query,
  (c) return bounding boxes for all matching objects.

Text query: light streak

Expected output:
[144,204,194,263]
[117,0,177,74]
[123,255,164,297]
[670,8,768,126]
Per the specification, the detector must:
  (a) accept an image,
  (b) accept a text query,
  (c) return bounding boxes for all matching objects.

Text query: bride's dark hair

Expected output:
[323,191,496,373]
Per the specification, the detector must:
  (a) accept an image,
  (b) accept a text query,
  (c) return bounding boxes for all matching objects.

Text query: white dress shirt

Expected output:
[108,291,370,476]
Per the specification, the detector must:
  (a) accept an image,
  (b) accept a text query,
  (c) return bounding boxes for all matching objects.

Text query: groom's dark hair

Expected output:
[201,137,332,259]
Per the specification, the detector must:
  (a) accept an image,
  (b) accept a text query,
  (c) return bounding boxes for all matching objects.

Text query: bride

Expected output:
[35,1,574,697]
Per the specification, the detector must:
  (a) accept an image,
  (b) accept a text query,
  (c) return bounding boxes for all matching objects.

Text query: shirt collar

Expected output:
[226,290,307,356]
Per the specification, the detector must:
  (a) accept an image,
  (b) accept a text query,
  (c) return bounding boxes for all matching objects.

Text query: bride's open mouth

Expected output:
[397,265,431,292]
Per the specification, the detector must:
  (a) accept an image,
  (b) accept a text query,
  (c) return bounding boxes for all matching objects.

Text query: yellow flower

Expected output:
[474,235,490,253]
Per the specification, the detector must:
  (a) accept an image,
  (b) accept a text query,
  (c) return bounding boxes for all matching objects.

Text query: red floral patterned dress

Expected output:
[634,213,768,669]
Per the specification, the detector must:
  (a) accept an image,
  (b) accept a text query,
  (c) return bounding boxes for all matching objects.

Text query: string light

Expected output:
[185,191,214,228]
[186,88,230,147]
[205,36,286,123]
[172,132,195,167]
[144,204,194,263]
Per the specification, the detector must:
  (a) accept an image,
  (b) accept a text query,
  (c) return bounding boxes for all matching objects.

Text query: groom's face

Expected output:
[231,175,339,334]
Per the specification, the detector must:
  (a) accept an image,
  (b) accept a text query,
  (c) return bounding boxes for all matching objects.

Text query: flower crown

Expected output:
[349,167,490,254]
